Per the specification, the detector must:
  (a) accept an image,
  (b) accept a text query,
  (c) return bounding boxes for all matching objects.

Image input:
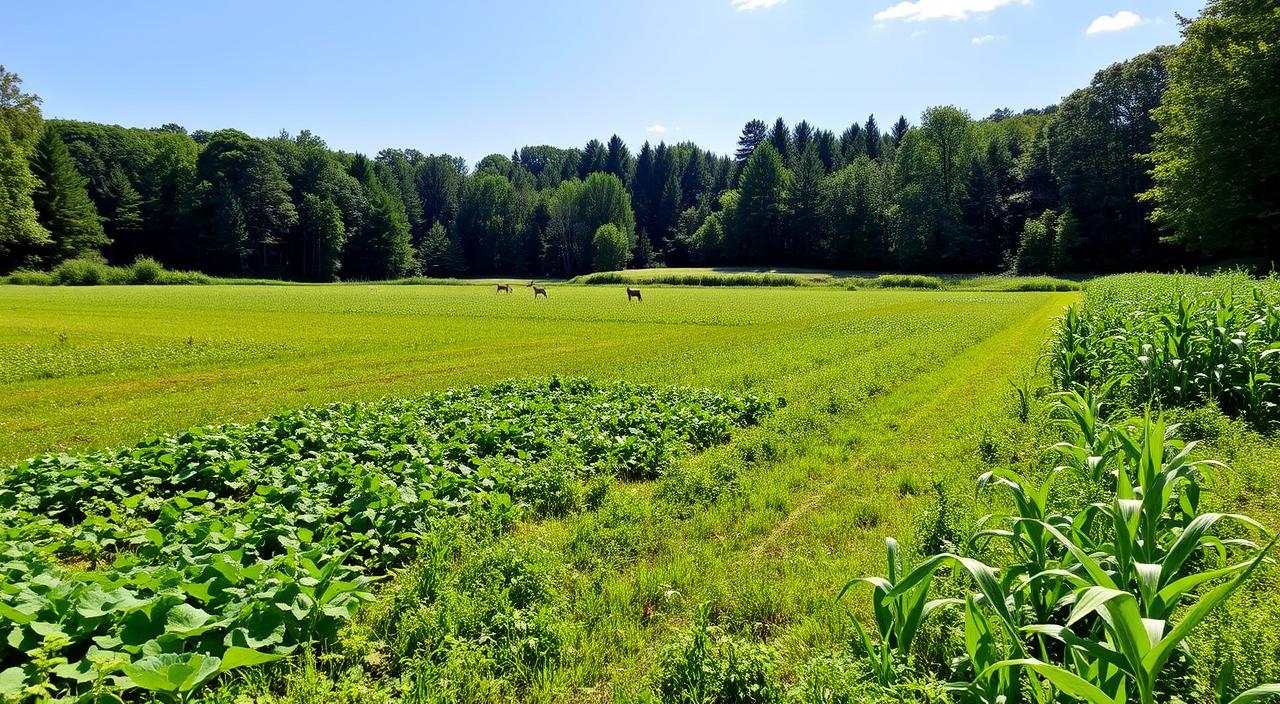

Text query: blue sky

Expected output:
[9,0,1201,164]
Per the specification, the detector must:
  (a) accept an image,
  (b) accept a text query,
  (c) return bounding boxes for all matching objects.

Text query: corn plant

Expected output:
[1049,281,1280,432]
[837,538,960,685]
[847,395,1279,704]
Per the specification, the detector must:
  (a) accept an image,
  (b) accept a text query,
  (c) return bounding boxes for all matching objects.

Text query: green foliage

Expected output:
[847,391,1278,704]
[297,193,346,281]
[1051,47,1172,269]
[731,144,790,264]
[592,223,630,272]
[656,605,783,704]
[0,379,772,700]
[1145,0,1280,259]
[29,127,108,263]
[0,66,49,272]
[1049,273,1280,430]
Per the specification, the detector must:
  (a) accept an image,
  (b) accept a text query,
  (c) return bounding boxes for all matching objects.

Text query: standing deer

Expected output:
[496,283,511,293]
[627,287,642,302]
[532,284,548,299]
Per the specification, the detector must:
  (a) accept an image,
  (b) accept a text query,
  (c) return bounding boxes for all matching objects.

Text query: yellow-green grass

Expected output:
[0,284,1066,463]
[0,284,1073,696]
[8,282,1277,701]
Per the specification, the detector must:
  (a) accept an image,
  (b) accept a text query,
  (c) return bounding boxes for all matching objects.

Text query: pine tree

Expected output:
[418,220,450,276]
[786,146,824,265]
[815,130,840,173]
[103,167,143,259]
[579,139,607,178]
[442,226,467,275]
[735,119,768,165]
[864,115,881,159]
[732,142,790,263]
[604,135,632,184]
[791,121,815,166]
[29,128,108,262]
[768,118,792,166]
[680,146,711,208]
[891,116,910,146]
[632,142,656,237]
[839,123,864,165]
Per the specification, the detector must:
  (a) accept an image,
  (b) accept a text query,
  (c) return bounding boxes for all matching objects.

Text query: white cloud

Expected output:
[1086,10,1143,34]
[873,0,1030,22]
[910,29,928,38]
[971,34,1004,44]
[731,0,786,11]
[646,125,668,134]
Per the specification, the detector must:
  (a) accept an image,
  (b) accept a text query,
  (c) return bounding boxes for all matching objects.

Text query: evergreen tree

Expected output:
[102,167,143,260]
[735,119,768,165]
[442,226,467,274]
[864,115,881,160]
[791,121,814,167]
[839,123,864,165]
[631,142,656,240]
[785,146,824,265]
[604,135,633,184]
[768,118,792,166]
[891,116,910,146]
[29,127,108,262]
[418,220,450,276]
[680,146,711,209]
[732,143,790,263]
[579,139,607,178]
[815,130,840,173]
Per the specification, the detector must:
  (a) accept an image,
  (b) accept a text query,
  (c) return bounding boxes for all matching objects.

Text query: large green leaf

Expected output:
[1226,684,1280,704]
[219,646,286,672]
[121,652,221,694]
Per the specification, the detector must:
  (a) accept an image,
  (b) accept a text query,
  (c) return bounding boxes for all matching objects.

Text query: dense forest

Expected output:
[0,0,1275,281]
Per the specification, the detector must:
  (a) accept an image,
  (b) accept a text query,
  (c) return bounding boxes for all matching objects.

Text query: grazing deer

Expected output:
[496,283,511,294]
[532,285,548,299]
[627,287,643,302]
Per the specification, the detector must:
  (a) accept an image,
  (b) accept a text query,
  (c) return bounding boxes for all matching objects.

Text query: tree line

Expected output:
[0,0,1273,280]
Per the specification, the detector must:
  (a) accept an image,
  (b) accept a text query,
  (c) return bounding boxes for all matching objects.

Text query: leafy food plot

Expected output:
[0,378,775,702]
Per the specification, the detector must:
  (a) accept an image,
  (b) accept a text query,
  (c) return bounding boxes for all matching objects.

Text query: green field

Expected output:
[4,281,1279,703]
[0,284,1067,462]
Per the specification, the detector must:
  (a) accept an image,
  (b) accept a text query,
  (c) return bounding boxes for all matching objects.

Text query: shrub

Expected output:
[592,223,630,272]
[128,256,165,284]
[867,275,943,289]
[53,256,118,285]
[3,269,54,285]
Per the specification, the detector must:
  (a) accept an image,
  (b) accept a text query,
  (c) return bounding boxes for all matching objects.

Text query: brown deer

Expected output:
[627,287,643,302]
[496,283,511,294]
[532,285,548,299]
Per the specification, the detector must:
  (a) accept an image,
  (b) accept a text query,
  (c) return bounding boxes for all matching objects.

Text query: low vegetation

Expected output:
[3,256,211,286]
[0,379,773,701]
[2,277,1277,703]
